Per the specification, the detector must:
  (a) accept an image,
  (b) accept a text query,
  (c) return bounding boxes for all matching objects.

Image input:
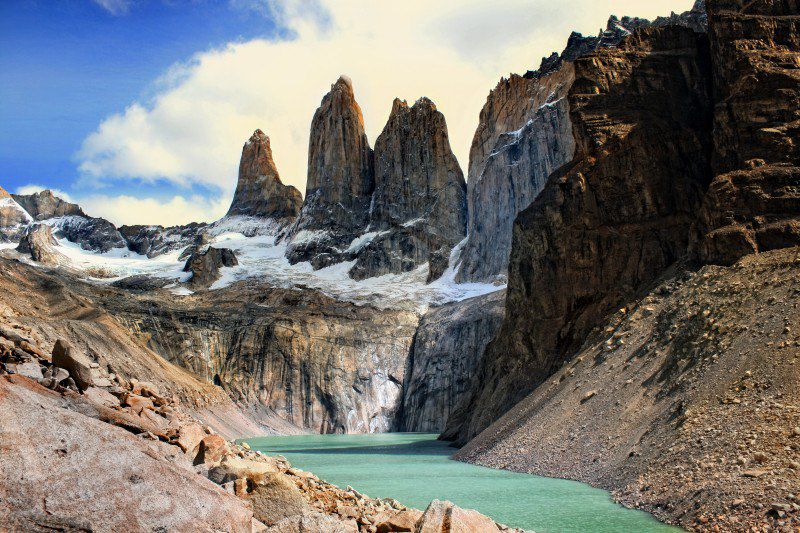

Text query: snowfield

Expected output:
[3,216,504,312]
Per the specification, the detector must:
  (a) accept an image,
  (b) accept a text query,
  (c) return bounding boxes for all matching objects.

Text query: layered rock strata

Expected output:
[446,25,714,444]
[694,0,800,265]
[397,291,505,433]
[349,98,467,281]
[226,129,303,221]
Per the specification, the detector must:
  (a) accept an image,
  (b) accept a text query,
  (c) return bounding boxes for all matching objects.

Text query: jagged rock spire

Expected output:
[299,75,374,233]
[226,129,302,219]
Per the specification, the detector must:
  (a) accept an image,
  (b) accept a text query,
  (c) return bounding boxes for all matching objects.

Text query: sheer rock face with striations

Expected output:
[226,129,303,221]
[286,76,375,269]
[396,290,505,433]
[0,186,32,241]
[445,25,715,444]
[349,97,467,282]
[111,283,419,434]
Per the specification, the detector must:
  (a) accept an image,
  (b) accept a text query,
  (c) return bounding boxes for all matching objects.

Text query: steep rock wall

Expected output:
[396,290,505,433]
[113,284,419,434]
[445,26,714,444]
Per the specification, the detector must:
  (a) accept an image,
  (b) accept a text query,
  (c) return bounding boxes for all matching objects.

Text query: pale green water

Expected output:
[245,433,680,533]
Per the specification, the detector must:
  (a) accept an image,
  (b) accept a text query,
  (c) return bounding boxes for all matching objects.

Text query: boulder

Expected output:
[416,500,502,533]
[375,509,423,532]
[194,434,228,465]
[183,246,238,289]
[248,474,310,526]
[16,224,64,265]
[51,339,94,390]
[208,455,280,485]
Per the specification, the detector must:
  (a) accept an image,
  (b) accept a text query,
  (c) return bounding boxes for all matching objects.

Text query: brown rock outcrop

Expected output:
[227,129,303,221]
[183,246,238,289]
[15,223,64,265]
[446,25,714,444]
[695,0,800,264]
[287,76,375,268]
[12,189,84,220]
[349,98,467,281]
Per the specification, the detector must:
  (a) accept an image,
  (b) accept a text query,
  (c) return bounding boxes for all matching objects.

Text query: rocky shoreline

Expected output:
[0,329,523,532]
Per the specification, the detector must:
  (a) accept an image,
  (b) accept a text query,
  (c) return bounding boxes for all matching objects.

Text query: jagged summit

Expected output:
[226,128,302,220]
[349,94,466,281]
[0,185,10,198]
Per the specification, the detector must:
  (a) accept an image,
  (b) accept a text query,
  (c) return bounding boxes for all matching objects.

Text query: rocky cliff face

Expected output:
[456,67,576,283]
[456,2,709,284]
[110,283,419,434]
[695,0,800,265]
[350,98,467,281]
[286,77,375,268]
[226,129,303,221]
[396,291,505,433]
[445,25,714,444]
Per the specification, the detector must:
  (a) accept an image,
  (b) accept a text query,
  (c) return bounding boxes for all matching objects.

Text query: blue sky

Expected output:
[1,0,283,203]
[0,0,693,226]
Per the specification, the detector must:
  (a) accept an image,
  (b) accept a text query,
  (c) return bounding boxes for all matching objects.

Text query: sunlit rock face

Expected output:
[286,76,375,269]
[226,129,302,221]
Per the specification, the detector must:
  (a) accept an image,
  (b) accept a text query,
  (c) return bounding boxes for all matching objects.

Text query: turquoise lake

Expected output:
[245,433,680,533]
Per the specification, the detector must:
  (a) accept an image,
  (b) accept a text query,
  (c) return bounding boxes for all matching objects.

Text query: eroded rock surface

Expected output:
[227,129,303,221]
[120,222,207,258]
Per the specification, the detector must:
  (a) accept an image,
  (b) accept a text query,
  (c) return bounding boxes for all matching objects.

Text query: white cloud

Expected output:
[16,185,73,202]
[76,194,231,227]
[92,0,132,16]
[77,0,694,199]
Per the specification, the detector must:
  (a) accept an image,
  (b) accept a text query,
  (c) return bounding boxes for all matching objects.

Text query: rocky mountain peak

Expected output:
[349,95,466,281]
[0,185,10,199]
[285,75,375,267]
[11,189,84,220]
[227,129,302,220]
